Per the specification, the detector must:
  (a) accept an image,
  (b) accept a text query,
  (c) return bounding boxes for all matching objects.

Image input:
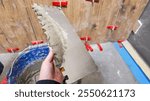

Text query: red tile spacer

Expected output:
[88,44,93,52]
[31,40,44,45]
[107,25,118,30]
[85,43,90,51]
[52,1,68,7]
[7,48,19,53]
[117,40,124,43]
[0,76,8,84]
[80,36,91,41]
[97,43,103,51]
[117,40,124,48]
[81,36,93,52]
[85,42,93,52]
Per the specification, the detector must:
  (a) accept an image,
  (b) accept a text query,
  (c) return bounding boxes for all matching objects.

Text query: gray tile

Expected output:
[81,43,137,84]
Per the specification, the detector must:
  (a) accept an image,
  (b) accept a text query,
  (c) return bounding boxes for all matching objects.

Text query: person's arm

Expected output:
[36,48,64,84]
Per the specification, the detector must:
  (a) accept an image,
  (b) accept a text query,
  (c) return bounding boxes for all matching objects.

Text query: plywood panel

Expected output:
[0,0,148,53]
[0,0,49,53]
[65,0,148,42]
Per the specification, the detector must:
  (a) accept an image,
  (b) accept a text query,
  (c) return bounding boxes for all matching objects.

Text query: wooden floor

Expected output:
[0,0,148,53]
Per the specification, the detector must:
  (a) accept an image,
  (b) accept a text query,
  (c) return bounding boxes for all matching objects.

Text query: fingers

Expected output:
[39,47,64,83]
[54,67,64,83]
[39,48,55,80]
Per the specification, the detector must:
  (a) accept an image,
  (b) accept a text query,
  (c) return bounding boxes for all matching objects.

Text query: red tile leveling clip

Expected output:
[117,40,124,48]
[80,36,93,52]
[31,40,44,45]
[0,76,8,84]
[80,36,91,41]
[85,42,93,52]
[7,48,19,53]
[107,25,118,31]
[52,1,68,7]
[97,43,103,52]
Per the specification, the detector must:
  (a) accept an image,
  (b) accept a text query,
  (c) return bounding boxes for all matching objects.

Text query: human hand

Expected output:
[39,48,64,83]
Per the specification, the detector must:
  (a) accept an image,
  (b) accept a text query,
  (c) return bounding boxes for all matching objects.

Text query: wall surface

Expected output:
[0,0,148,53]
[129,1,150,67]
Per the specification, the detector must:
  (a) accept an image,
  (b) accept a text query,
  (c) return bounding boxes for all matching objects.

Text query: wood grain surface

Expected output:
[0,0,148,53]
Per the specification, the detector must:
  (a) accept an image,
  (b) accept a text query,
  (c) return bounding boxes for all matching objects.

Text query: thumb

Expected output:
[45,48,54,63]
